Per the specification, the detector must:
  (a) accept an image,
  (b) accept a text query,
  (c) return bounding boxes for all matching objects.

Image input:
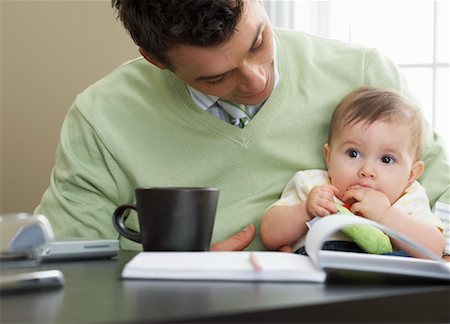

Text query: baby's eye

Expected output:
[381,155,395,164]
[347,149,360,158]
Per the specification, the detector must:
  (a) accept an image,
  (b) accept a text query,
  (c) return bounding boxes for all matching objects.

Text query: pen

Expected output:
[249,252,262,272]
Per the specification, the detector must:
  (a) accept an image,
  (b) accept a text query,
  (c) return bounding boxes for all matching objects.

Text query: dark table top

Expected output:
[1,250,449,323]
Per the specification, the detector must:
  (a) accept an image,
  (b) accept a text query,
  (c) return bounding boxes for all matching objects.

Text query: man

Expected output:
[36,0,449,252]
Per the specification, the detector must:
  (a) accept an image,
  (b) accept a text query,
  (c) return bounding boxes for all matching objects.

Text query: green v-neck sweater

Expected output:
[36,29,450,250]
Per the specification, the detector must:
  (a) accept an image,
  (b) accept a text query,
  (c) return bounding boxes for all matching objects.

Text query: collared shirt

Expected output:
[187,38,279,124]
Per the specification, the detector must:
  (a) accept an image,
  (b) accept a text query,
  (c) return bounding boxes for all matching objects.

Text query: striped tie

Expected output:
[218,99,250,128]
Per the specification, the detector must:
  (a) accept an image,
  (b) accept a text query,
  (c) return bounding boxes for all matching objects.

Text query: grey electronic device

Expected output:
[37,239,119,262]
[0,270,64,293]
[0,213,54,253]
[0,213,54,269]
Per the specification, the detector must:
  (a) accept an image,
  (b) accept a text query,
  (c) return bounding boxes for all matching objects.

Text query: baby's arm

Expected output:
[341,188,445,258]
[261,184,338,250]
[260,203,310,250]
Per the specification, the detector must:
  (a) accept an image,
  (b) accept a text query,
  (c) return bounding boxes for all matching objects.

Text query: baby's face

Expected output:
[323,120,421,204]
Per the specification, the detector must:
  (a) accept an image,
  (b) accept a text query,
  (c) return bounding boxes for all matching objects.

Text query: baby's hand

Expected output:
[340,186,390,222]
[306,184,339,219]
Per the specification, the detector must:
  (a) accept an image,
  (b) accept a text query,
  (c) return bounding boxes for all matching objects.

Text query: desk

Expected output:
[1,251,449,323]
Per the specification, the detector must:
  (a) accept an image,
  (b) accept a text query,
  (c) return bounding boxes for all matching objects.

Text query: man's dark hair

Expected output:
[112,0,244,69]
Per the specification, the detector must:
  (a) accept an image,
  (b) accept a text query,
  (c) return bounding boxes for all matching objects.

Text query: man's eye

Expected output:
[381,155,395,164]
[347,149,359,158]
[250,34,265,53]
[207,76,226,85]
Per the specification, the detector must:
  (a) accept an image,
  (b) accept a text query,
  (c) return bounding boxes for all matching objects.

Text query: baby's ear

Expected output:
[323,143,331,167]
[409,160,424,184]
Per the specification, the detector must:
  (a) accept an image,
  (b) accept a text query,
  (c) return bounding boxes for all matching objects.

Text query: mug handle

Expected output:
[112,205,142,243]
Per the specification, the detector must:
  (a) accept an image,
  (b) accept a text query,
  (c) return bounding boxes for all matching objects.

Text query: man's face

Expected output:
[163,0,275,105]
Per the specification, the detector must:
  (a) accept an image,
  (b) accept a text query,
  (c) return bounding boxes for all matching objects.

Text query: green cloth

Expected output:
[35,29,450,250]
[336,205,393,254]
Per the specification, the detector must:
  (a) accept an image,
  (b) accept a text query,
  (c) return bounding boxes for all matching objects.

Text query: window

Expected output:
[263,1,450,160]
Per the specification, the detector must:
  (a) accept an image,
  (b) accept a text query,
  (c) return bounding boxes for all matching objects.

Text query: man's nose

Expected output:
[237,62,266,93]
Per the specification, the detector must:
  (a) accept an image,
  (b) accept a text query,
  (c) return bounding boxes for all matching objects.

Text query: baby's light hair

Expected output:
[329,87,424,160]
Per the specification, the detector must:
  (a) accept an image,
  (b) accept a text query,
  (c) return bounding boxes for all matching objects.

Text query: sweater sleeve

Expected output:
[34,103,135,241]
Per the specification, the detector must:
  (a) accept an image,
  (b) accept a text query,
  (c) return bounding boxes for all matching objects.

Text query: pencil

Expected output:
[249,252,262,272]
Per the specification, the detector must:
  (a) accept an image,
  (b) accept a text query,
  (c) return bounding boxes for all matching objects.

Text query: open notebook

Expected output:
[121,214,450,283]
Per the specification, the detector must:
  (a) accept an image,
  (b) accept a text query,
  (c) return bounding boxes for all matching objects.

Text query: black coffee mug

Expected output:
[112,187,219,251]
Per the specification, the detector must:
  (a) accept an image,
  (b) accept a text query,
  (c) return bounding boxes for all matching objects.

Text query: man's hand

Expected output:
[209,224,256,251]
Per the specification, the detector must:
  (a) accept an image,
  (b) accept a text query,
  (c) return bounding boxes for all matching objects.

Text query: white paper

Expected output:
[122,251,326,282]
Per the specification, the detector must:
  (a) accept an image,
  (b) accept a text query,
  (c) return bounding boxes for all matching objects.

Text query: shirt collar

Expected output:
[187,36,280,111]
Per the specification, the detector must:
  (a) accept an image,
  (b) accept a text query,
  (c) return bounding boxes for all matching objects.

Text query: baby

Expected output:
[261,87,445,258]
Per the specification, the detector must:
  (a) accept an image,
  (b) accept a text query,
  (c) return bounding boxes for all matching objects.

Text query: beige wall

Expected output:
[1,0,137,212]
